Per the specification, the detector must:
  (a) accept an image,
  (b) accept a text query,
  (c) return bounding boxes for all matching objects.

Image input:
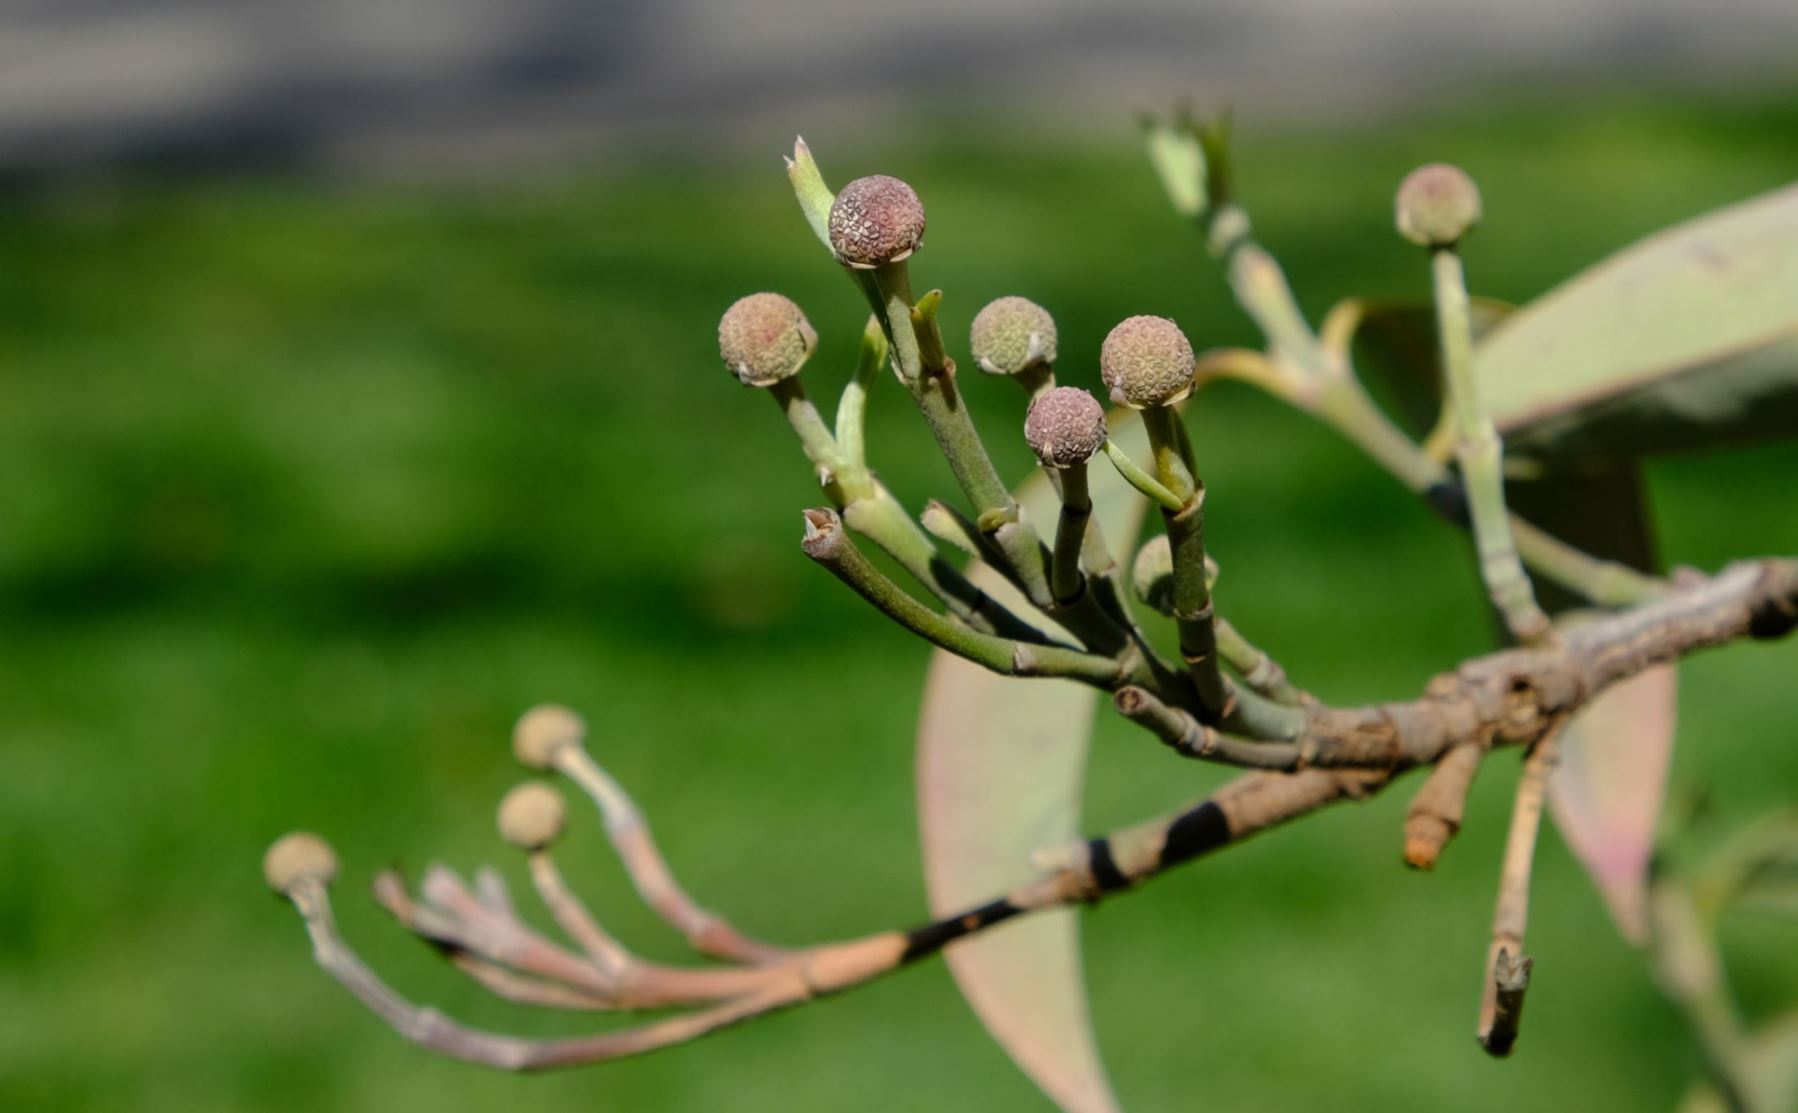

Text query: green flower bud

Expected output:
[719,293,818,387]
[263,831,339,896]
[1024,387,1107,469]
[1100,315,1195,409]
[1131,536,1176,616]
[513,704,584,770]
[497,782,567,851]
[827,175,926,269]
[970,296,1057,378]
[1395,163,1482,248]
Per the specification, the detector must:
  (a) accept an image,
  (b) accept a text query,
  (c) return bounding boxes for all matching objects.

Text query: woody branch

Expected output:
[266,555,1797,1070]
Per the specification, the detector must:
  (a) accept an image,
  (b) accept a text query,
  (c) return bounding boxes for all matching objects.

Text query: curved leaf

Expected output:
[1477,183,1798,459]
[917,410,1149,1113]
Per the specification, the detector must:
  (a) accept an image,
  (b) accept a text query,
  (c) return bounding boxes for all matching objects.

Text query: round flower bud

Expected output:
[719,293,817,387]
[513,704,585,770]
[1395,163,1482,248]
[970,296,1058,378]
[827,175,926,269]
[1131,536,1176,617]
[1024,387,1107,469]
[263,832,339,895]
[1100,315,1196,409]
[497,782,567,851]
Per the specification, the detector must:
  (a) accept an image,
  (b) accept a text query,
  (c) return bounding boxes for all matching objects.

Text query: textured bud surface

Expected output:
[263,832,339,894]
[1395,163,1483,247]
[1100,315,1195,409]
[514,704,585,770]
[1131,535,1177,616]
[970,296,1057,377]
[497,782,567,850]
[719,292,817,387]
[827,175,926,268]
[1024,387,1107,468]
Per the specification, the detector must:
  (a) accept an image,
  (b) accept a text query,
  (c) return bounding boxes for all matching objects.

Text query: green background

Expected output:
[2,94,1796,1111]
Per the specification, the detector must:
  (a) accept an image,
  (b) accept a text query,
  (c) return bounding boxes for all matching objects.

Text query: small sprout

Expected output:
[263,832,339,897]
[827,175,926,269]
[514,704,585,770]
[497,782,568,851]
[1025,387,1107,469]
[1132,536,1176,616]
[971,296,1058,378]
[1395,163,1483,248]
[719,293,818,387]
[1100,315,1195,409]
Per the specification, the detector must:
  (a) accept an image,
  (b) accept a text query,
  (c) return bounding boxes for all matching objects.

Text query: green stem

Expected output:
[1215,617,1303,705]
[1050,464,1091,605]
[1141,407,1196,503]
[1141,406,1228,722]
[1103,441,1185,511]
[1198,191,1663,610]
[801,509,1133,688]
[1309,375,1663,606]
[766,379,1040,642]
[835,318,888,467]
[768,378,851,497]
[841,489,1050,644]
[1430,248,1551,645]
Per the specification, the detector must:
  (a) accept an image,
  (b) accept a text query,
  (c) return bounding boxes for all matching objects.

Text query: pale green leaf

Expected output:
[1477,183,1798,459]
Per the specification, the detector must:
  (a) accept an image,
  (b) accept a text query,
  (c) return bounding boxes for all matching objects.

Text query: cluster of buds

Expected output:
[262,130,1795,1089]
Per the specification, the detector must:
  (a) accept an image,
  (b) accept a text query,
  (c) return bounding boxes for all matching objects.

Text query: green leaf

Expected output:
[1477,184,1798,459]
[916,410,1149,1113]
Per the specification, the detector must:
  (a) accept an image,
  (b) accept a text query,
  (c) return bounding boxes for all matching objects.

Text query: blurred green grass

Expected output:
[1,93,1797,1112]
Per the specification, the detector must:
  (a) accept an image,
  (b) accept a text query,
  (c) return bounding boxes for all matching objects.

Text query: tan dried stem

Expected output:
[1403,741,1487,869]
[550,743,790,965]
[1476,719,1564,1056]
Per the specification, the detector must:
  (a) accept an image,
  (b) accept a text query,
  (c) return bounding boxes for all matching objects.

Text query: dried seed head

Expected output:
[1100,315,1195,409]
[827,175,926,269]
[719,293,818,387]
[497,782,567,851]
[1024,387,1107,469]
[970,296,1058,377]
[263,831,339,896]
[1395,163,1482,248]
[1131,536,1176,616]
[513,704,585,770]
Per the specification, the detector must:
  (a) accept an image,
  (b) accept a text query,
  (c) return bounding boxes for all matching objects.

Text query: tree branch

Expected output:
[270,556,1797,1071]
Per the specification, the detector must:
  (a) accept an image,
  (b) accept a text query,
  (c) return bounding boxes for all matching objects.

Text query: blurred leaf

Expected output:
[1478,184,1798,459]
[917,411,1149,1113]
[1700,810,1798,921]
[1677,1010,1798,1113]
[1549,665,1678,944]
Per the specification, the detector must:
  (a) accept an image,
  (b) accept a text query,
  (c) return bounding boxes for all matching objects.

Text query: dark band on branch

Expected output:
[900,898,1022,962]
[1159,801,1232,868]
[1086,838,1132,892]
